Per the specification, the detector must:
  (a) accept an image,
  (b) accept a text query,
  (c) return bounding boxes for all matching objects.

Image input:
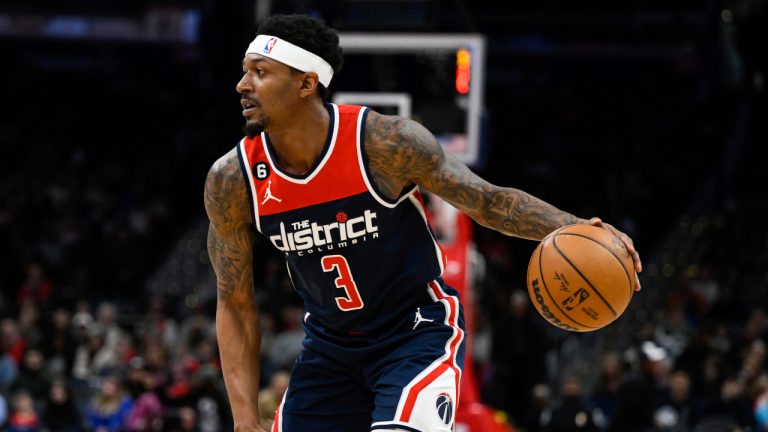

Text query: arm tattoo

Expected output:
[204,149,254,300]
[365,113,439,198]
[365,111,583,240]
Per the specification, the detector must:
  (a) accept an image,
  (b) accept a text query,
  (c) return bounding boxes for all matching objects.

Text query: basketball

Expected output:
[526,224,636,332]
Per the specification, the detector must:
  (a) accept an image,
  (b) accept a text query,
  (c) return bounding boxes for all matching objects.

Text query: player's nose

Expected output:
[236,75,252,94]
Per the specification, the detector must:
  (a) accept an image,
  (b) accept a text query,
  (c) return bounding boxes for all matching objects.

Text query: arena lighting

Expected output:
[0,10,200,43]
[456,48,471,94]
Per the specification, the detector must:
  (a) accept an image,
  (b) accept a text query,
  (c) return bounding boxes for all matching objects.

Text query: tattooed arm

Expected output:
[204,149,267,432]
[364,111,642,286]
[365,111,584,239]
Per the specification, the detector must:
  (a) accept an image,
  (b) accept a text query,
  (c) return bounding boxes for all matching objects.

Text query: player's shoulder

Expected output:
[362,110,442,183]
[204,147,247,215]
[364,110,406,142]
[364,110,440,156]
[364,110,429,151]
[206,147,242,188]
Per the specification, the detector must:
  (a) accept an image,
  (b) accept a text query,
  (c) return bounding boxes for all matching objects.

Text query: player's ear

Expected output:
[298,72,320,98]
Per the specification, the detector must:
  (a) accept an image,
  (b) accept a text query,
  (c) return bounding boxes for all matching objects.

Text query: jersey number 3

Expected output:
[321,255,364,311]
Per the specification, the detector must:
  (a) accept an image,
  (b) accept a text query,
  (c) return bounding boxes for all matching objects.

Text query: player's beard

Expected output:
[244,120,265,138]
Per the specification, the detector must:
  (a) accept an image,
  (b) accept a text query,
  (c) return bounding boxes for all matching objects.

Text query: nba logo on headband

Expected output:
[247,35,334,87]
[263,37,277,54]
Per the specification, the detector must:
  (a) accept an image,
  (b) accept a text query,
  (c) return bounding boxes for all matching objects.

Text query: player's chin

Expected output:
[244,120,265,139]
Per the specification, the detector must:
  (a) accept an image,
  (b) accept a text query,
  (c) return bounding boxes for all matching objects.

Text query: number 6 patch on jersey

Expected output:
[254,162,270,180]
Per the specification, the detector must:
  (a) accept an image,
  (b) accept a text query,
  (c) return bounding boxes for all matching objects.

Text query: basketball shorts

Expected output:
[270,280,466,432]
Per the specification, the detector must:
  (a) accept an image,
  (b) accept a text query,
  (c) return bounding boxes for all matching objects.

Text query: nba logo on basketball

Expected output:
[435,392,453,425]
[263,37,277,54]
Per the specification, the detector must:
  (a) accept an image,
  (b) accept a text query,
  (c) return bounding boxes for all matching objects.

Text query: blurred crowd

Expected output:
[0,286,307,431]
[2,192,768,432]
[0,292,233,431]
[470,146,768,432]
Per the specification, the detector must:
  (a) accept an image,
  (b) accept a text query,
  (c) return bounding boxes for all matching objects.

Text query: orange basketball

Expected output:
[526,224,636,332]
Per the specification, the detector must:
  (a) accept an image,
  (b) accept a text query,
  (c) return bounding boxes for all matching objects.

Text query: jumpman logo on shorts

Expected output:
[413,308,434,329]
[261,180,282,204]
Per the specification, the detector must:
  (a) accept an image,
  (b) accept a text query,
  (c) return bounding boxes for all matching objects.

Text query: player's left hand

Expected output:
[588,217,642,291]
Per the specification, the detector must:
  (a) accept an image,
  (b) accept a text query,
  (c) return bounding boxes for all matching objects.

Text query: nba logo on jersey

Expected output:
[435,392,453,425]
[263,37,277,54]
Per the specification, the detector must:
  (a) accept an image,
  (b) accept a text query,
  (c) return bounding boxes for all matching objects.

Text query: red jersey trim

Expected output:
[396,280,463,422]
[262,103,339,185]
[407,192,446,276]
[238,104,371,221]
[237,139,262,232]
[355,107,418,208]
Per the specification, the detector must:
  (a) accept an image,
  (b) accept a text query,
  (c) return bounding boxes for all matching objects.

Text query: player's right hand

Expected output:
[588,217,642,291]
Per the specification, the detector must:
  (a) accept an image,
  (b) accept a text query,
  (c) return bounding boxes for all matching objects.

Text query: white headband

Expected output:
[246,34,334,87]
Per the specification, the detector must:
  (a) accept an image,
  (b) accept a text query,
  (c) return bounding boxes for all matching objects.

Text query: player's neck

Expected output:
[266,101,330,176]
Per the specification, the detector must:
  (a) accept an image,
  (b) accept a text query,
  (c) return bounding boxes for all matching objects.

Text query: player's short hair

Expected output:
[257,14,343,99]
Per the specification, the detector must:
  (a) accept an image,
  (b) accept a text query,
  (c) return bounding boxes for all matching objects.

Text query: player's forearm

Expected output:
[217,298,263,428]
[477,187,586,240]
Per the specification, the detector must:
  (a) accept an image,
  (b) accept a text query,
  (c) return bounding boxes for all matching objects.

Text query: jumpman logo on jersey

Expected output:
[261,180,282,205]
[413,308,434,329]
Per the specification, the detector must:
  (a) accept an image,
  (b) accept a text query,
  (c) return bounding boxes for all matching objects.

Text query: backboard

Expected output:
[334,33,486,167]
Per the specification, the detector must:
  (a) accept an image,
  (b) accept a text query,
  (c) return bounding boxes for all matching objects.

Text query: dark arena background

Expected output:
[2,0,768,431]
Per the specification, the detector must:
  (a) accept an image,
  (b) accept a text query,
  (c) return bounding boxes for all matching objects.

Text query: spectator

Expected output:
[527,383,554,432]
[0,392,8,427]
[17,301,43,350]
[703,377,753,430]
[43,308,77,379]
[71,301,94,334]
[689,266,721,313]
[0,352,19,389]
[609,340,671,432]
[486,289,549,426]
[197,396,222,432]
[755,376,768,431]
[41,379,81,432]
[125,369,164,432]
[142,342,171,390]
[178,304,214,354]
[7,390,40,432]
[16,263,53,306]
[2,319,26,365]
[590,351,624,424]
[258,370,289,426]
[178,406,200,432]
[113,334,138,373]
[258,314,278,383]
[96,302,127,351]
[135,296,179,351]
[655,306,695,360]
[72,323,119,380]
[268,307,305,371]
[86,376,133,432]
[735,341,766,407]
[11,349,50,405]
[653,370,694,431]
[666,276,708,326]
[544,375,598,432]
[71,307,94,348]
[739,309,768,350]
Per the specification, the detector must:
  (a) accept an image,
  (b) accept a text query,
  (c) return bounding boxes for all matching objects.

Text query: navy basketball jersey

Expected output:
[237,103,447,333]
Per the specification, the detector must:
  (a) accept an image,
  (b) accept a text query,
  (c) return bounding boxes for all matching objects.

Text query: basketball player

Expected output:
[204,14,642,432]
